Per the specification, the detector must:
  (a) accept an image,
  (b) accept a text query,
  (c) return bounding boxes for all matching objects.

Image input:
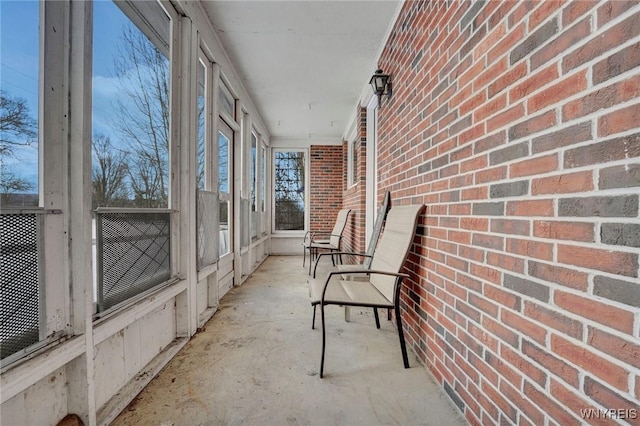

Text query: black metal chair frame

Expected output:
[302,209,351,275]
[311,269,410,378]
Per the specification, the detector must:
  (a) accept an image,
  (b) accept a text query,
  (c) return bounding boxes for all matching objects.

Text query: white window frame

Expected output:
[259,142,267,236]
[271,148,308,234]
[218,117,234,258]
[348,137,358,188]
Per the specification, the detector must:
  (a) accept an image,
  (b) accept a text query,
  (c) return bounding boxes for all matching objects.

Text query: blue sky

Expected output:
[1,0,127,193]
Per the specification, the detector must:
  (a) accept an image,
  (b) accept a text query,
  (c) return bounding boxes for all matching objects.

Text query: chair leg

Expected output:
[303,246,306,267]
[320,304,327,378]
[374,307,380,329]
[312,304,316,329]
[388,308,391,321]
[395,302,410,369]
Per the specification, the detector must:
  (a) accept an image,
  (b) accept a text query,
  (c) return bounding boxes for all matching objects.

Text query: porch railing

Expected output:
[95,209,172,314]
[0,210,44,362]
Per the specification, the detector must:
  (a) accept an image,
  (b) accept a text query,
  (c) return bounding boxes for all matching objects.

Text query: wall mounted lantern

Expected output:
[369,69,392,104]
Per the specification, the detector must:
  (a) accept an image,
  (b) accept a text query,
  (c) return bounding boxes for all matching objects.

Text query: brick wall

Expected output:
[309,145,344,234]
[375,1,640,425]
[342,107,368,258]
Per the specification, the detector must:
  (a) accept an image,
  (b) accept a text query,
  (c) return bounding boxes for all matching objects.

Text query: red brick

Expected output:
[552,334,630,391]
[461,186,488,201]
[598,103,640,137]
[455,382,480,416]
[557,244,638,277]
[506,199,554,217]
[461,155,488,173]
[459,90,487,115]
[524,301,583,340]
[562,75,640,121]
[489,62,528,98]
[469,350,499,386]
[483,316,519,347]
[486,251,525,274]
[554,290,635,334]
[530,1,563,30]
[565,134,640,170]
[488,22,525,64]
[593,41,640,84]
[563,10,640,72]
[502,310,547,345]
[562,1,598,26]
[487,103,525,133]
[532,121,593,154]
[509,63,558,103]
[480,380,517,423]
[501,344,547,387]
[509,154,558,178]
[584,376,640,420]
[459,245,486,263]
[531,16,592,70]
[475,94,508,123]
[549,379,616,426]
[500,381,545,425]
[461,217,489,232]
[508,110,557,141]
[597,0,638,27]
[525,382,581,426]
[469,293,498,318]
[528,71,588,113]
[470,322,499,354]
[486,351,522,388]
[523,340,580,388]
[531,170,594,195]
[475,165,507,184]
[506,237,554,261]
[490,218,530,236]
[587,326,640,369]
[528,261,588,291]
[533,220,595,242]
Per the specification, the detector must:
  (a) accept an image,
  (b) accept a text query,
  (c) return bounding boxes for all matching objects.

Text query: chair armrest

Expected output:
[310,233,341,241]
[320,270,409,303]
[326,269,409,280]
[312,252,372,277]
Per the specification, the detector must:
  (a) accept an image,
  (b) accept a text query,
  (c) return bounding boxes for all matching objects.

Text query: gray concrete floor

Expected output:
[111,256,467,426]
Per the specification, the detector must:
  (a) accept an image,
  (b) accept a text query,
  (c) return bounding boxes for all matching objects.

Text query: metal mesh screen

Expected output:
[1,213,42,360]
[197,190,219,270]
[96,211,171,313]
[241,198,250,248]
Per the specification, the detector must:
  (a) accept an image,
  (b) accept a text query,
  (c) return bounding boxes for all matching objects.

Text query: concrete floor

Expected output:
[111,256,467,426]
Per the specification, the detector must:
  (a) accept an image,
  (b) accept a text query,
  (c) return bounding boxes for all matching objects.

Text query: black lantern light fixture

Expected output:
[369,68,392,104]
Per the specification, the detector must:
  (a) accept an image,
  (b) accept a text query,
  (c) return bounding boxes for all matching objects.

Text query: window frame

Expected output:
[271,148,308,234]
[218,117,234,257]
[348,137,358,188]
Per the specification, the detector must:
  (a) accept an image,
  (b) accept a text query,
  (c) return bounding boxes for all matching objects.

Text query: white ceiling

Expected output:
[202,0,401,142]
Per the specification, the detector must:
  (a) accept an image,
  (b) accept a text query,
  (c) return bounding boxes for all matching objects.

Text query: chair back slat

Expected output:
[369,204,424,301]
[329,209,351,247]
[363,191,391,269]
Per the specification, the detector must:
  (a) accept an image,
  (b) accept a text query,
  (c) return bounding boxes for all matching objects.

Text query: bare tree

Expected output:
[0,90,37,206]
[0,169,34,206]
[111,23,170,207]
[0,90,37,158]
[92,134,129,209]
[129,150,165,208]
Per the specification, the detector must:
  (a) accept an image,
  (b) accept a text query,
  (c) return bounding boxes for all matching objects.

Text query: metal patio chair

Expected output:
[311,191,391,279]
[302,208,351,275]
[308,203,424,378]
